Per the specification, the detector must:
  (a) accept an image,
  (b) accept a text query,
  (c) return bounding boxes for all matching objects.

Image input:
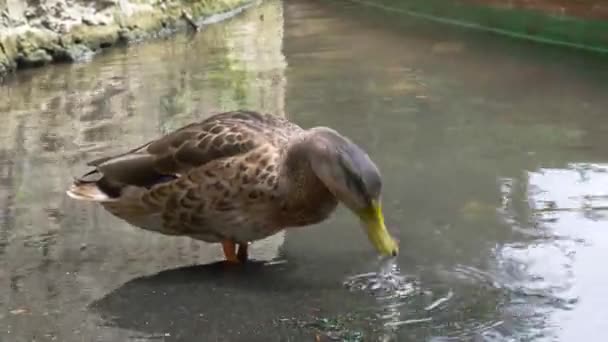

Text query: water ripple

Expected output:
[343,258,417,298]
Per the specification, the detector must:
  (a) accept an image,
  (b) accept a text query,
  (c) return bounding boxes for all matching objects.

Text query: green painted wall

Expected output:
[336,0,608,54]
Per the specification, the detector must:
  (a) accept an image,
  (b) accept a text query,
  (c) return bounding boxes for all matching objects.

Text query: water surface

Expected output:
[1,0,608,341]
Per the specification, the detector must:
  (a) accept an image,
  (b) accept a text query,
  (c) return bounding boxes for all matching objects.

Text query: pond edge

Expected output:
[0,0,259,83]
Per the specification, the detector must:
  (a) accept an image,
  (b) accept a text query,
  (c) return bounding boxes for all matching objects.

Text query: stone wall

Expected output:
[0,0,254,79]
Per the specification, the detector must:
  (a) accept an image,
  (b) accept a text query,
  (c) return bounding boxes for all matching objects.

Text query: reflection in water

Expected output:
[282,1,608,341]
[521,165,608,341]
[483,163,608,341]
[0,1,288,341]
[2,0,608,341]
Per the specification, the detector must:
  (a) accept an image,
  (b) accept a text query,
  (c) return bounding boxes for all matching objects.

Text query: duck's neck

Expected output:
[277,133,338,226]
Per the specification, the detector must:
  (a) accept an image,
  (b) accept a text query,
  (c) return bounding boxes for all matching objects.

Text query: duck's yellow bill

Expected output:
[359,201,399,257]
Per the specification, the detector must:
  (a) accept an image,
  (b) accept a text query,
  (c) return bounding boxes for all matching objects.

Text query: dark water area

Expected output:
[1,0,608,341]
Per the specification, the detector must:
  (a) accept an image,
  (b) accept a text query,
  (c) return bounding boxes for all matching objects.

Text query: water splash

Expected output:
[343,257,414,297]
[424,290,454,311]
[343,257,438,340]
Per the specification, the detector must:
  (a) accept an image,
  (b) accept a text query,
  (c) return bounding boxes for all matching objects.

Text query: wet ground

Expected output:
[1,0,608,341]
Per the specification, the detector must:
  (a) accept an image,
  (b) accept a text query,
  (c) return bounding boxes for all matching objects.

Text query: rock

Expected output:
[16,28,61,55]
[80,12,114,27]
[16,48,52,67]
[0,34,18,66]
[0,0,253,79]
[81,16,96,26]
[0,50,12,77]
[67,23,121,49]
[52,43,93,62]
[117,27,146,43]
[23,9,36,20]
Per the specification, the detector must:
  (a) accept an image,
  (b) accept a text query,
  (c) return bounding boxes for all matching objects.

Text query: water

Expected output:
[1,0,608,341]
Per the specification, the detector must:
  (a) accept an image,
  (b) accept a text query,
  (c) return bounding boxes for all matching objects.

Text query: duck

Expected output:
[67,110,398,263]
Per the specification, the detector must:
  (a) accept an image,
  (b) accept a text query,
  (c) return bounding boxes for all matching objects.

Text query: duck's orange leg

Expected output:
[221,241,239,263]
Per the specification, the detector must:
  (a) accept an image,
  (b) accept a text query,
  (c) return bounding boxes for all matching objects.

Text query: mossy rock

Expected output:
[0,52,11,75]
[0,36,18,71]
[122,9,167,32]
[188,0,249,18]
[67,24,121,50]
[16,48,52,67]
[1,35,18,61]
[16,29,61,53]
[52,43,94,62]
[13,29,60,67]
[0,0,256,78]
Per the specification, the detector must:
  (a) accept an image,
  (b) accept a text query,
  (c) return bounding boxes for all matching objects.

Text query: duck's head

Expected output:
[306,127,399,257]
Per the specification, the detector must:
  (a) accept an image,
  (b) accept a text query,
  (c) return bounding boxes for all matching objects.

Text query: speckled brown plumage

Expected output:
[68,110,339,246]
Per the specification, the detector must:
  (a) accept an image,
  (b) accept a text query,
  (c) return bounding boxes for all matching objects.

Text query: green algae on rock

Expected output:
[0,0,255,80]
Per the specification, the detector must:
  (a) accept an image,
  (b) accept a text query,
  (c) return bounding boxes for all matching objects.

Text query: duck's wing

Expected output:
[67,110,294,201]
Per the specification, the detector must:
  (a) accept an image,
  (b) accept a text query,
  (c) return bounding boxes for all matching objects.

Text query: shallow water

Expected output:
[1,0,608,341]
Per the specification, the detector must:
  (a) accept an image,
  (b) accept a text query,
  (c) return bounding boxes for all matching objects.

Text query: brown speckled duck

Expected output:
[67,110,398,263]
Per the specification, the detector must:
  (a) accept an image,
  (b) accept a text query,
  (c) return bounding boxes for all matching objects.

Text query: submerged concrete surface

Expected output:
[0,0,255,79]
[0,1,289,340]
[2,0,608,341]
